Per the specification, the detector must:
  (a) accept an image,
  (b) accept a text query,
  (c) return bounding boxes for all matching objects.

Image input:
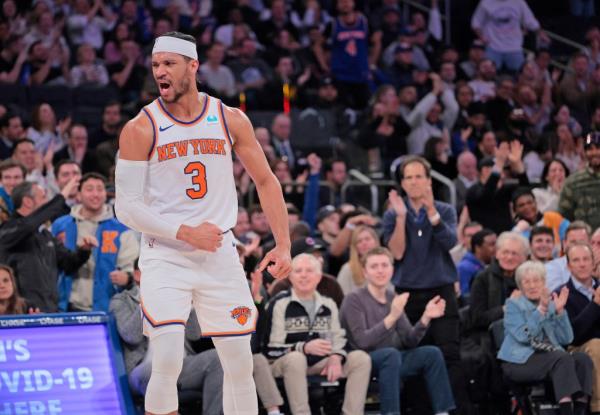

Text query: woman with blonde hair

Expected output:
[337,226,381,295]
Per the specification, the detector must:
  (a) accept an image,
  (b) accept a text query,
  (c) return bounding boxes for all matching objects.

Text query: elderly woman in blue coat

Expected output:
[498,260,593,415]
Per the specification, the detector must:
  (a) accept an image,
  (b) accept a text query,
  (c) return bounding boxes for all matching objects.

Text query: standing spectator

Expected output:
[457,228,496,301]
[0,264,28,315]
[22,39,70,87]
[66,0,117,51]
[52,173,138,312]
[27,103,68,155]
[257,0,301,47]
[529,226,556,263]
[340,247,455,415]
[0,34,28,84]
[559,132,600,230]
[0,160,25,223]
[263,253,372,415]
[109,262,224,414]
[546,221,593,292]
[199,42,237,100]
[451,102,488,156]
[53,124,97,174]
[405,73,459,155]
[107,40,146,104]
[382,155,468,411]
[558,53,593,129]
[453,151,478,214]
[328,0,380,109]
[0,112,25,160]
[469,231,529,332]
[1,0,27,36]
[103,22,134,66]
[90,101,122,150]
[498,261,593,415]
[471,0,549,73]
[466,141,529,234]
[337,225,381,295]
[0,179,93,312]
[70,43,110,87]
[533,159,569,214]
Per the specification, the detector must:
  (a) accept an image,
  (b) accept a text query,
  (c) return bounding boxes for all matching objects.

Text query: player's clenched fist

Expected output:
[177,222,223,252]
[258,245,292,279]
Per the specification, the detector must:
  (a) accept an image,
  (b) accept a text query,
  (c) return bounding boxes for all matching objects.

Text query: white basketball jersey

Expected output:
[141,93,238,253]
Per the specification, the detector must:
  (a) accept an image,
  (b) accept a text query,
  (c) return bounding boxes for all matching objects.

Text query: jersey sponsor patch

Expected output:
[231,306,252,326]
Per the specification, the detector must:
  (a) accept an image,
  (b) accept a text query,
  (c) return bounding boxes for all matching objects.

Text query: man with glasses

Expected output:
[559,133,600,230]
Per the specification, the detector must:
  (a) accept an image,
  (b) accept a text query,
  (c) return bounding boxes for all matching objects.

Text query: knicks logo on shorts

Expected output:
[230,306,252,326]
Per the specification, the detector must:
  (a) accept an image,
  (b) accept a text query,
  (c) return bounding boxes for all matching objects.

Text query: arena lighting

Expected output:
[0,312,134,415]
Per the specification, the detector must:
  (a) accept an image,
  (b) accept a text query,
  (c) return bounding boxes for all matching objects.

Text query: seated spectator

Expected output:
[453,151,478,214]
[53,124,97,174]
[533,159,569,214]
[466,141,529,234]
[52,160,81,207]
[228,38,272,110]
[271,157,305,210]
[70,43,109,87]
[451,102,488,156]
[460,40,486,80]
[559,132,600,231]
[515,83,552,136]
[261,55,308,111]
[109,261,224,414]
[270,113,300,172]
[263,253,372,415]
[0,160,25,223]
[0,112,26,160]
[11,139,51,190]
[199,42,237,101]
[546,221,592,292]
[468,59,496,102]
[0,34,28,84]
[458,228,496,302]
[0,180,92,312]
[498,261,592,415]
[554,124,584,174]
[90,101,122,150]
[27,103,68,155]
[337,225,381,295]
[103,22,134,67]
[450,221,483,265]
[529,226,556,263]
[558,53,592,129]
[52,173,139,312]
[0,264,27,315]
[511,187,570,245]
[423,136,457,201]
[22,40,70,86]
[341,247,455,415]
[107,40,146,104]
[475,130,497,161]
[560,242,600,414]
[470,231,529,333]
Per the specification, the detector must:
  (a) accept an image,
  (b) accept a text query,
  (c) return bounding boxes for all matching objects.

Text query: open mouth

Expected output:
[159,81,171,94]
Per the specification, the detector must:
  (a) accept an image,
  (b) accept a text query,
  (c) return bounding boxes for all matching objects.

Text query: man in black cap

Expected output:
[559,132,600,230]
[388,42,416,89]
[466,140,529,233]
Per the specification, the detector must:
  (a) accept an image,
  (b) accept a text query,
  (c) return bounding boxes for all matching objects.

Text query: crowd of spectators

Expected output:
[2,0,600,414]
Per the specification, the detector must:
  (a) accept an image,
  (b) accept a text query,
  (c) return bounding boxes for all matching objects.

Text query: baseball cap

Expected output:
[477,156,495,171]
[316,205,337,224]
[394,42,412,54]
[584,132,600,149]
[291,237,326,258]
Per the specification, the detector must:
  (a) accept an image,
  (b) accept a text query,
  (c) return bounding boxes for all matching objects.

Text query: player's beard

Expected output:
[163,77,190,104]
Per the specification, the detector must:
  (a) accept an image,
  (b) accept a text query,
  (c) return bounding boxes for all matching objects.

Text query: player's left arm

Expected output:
[225,105,292,279]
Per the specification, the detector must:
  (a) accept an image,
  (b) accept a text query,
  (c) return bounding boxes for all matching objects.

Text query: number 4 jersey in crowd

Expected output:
[140,92,238,255]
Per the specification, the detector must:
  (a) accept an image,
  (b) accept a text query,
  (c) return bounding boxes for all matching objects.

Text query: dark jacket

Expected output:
[469,259,518,331]
[562,278,600,347]
[0,195,90,312]
[466,171,529,234]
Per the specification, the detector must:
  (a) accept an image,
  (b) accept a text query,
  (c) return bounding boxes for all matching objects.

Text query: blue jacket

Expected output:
[498,295,573,364]
[457,252,484,296]
[0,186,14,214]
[52,213,129,312]
[382,199,458,289]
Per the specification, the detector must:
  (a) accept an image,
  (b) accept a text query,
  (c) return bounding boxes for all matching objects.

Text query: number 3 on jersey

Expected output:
[184,161,207,199]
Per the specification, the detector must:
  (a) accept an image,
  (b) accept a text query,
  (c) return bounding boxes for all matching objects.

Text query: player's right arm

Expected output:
[115,113,222,251]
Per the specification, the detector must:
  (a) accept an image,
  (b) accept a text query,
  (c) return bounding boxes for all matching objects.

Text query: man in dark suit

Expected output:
[53,124,97,173]
[560,242,600,413]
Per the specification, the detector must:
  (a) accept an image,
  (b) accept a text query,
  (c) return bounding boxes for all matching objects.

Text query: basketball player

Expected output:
[114,32,292,415]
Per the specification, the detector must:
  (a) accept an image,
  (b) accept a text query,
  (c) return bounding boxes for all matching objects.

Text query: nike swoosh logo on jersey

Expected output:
[159,124,174,132]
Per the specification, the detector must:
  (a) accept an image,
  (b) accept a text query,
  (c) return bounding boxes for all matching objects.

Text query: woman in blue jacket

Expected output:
[498,261,593,415]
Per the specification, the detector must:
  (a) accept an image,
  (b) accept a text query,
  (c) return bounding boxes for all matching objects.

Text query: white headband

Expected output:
[152,36,198,60]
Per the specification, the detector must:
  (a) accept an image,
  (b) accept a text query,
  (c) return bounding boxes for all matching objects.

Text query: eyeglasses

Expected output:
[584,132,600,149]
